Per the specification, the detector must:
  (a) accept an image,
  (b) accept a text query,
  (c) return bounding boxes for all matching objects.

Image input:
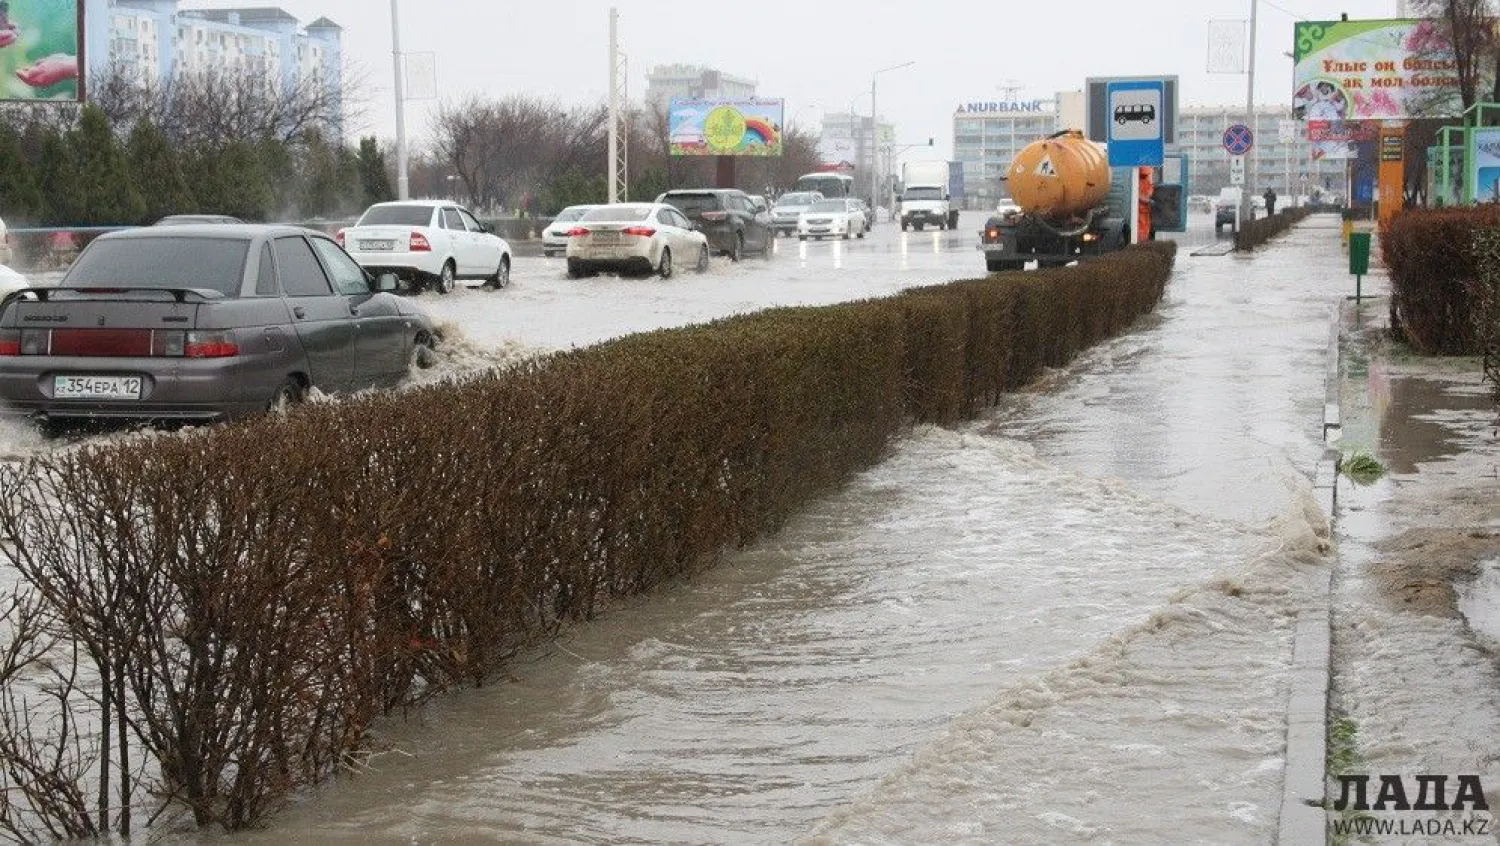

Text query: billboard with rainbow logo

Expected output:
[668,98,784,157]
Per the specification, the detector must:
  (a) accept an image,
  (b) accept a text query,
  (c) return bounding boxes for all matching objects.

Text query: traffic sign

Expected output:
[1224,124,1254,155]
[1230,155,1246,185]
[1105,79,1165,167]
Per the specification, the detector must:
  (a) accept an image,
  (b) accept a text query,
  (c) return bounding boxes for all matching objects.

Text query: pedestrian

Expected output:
[1263,187,1277,216]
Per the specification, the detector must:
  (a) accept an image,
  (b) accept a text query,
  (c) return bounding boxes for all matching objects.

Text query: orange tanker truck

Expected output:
[979,129,1139,272]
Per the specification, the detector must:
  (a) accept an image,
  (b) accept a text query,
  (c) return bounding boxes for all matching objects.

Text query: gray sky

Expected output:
[193,0,1402,157]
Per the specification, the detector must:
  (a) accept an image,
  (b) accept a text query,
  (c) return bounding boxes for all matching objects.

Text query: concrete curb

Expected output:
[1276,301,1344,845]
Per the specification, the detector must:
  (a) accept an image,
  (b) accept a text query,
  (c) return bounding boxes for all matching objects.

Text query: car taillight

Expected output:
[566,227,590,237]
[152,330,186,357]
[184,330,238,358]
[621,226,656,237]
[409,232,432,252]
[699,211,728,221]
[336,229,347,247]
[986,228,1000,240]
[19,330,48,355]
[0,330,18,356]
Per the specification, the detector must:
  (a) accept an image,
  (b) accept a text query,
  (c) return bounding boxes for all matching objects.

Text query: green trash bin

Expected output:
[1349,231,1371,276]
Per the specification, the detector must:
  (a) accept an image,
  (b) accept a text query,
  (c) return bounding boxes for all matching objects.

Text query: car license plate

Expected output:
[360,239,395,251]
[53,375,143,400]
[592,232,620,244]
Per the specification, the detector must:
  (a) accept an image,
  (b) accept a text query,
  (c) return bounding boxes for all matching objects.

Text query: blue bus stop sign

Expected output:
[1105,79,1165,167]
[1223,124,1254,155]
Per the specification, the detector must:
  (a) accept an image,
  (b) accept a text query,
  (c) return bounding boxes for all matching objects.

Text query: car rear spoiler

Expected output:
[8,287,225,304]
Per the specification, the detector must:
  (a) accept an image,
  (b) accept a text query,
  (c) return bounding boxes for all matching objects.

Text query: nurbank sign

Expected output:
[957,100,1048,114]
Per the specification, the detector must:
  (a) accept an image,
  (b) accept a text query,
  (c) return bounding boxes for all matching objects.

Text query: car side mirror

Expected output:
[479,222,495,234]
[375,272,399,292]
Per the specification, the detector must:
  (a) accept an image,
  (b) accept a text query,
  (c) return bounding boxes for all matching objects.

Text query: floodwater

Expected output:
[7,215,1359,842]
[188,216,1353,844]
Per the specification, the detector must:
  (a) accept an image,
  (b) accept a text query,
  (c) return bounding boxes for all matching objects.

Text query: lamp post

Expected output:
[871,61,915,207]
[390,0,409,200]
[1239,0,1257,228]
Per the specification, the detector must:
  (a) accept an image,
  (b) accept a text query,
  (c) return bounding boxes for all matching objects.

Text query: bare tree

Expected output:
[1412,0,1499,111]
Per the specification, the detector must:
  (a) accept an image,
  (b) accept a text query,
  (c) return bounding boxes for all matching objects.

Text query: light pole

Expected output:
[871,61,915,207]
[1239,0,1257,228]
[390,0,409,200]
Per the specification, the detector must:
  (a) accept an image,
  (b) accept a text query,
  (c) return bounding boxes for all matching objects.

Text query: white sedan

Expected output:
[798,199,868,241]
[541,204,600,257]
[565,203,710,279]
[339,200,512,294]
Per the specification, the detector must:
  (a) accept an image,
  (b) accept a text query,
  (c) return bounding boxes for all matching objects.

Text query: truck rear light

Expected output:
[184,331,238,358]
[621,226,656,237]
[409,232,432,252]
[0,330,19,356]
[1082,232,1099,242]
[986,228,1000,240]
[566,227,590,237]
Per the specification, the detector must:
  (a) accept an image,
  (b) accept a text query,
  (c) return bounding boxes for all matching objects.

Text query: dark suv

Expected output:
[656,189,773,261]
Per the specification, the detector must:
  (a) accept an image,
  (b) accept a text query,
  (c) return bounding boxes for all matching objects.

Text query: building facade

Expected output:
[817,110,894,179]
[952,98,1059,209]
[644,64,757,110]
[85,0,343,135]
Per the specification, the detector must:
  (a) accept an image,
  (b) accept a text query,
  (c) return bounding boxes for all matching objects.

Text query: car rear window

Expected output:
[554,207,591,222]
[63,236,251,296]
[582,205,652,222]
[660,193,723,216]
[357,205,436,226]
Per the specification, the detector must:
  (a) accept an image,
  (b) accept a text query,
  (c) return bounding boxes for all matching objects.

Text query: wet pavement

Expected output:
[177,216,1374,845]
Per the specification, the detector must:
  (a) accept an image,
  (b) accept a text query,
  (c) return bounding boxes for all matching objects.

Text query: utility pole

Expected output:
[1240,0,1258,228]
[390,0,409,200]
[607,8,628,203]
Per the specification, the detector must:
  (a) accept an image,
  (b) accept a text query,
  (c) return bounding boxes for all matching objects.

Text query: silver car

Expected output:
[769,191,824,236]
[0,225,439,424]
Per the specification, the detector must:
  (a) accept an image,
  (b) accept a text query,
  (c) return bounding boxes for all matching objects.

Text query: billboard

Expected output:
[1470,128,1500,204]
[1308,120,1377,161]
[0,0,83,101]
[1292,19,1464,120]
[669,98,784,156]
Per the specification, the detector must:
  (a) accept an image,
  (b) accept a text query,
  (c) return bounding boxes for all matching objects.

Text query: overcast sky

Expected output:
[191,0,1403,157]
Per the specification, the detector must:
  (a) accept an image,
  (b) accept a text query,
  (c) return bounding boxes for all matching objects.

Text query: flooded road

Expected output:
[202,216,1355,844]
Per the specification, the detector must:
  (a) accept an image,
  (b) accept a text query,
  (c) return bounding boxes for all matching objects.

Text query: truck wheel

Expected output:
[914,223,924,232]
[901,221,909,231]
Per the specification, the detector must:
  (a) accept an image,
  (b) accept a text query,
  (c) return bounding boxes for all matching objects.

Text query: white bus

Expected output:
[792,172,855,199]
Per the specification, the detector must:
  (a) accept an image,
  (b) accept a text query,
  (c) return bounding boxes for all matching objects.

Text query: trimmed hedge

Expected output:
[0,243,1175,834]
[1381,205,1500,355]
[1233,207,1313,251]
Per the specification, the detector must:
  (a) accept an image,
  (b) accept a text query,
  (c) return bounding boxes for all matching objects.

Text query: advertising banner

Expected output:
[669,98,784,157]
[1308,120,1377,161]
[0,0,83,102]
[1470,128,1500,204]
[1378,124,1405,225]
[1292,19,1464,120]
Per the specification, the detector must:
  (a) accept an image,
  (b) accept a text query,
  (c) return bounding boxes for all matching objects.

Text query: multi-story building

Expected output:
[817,110,894,178]
[1176,105,1339,199]
[644,64,757,110]
[85,0,343,135]
[952,97,1060,209]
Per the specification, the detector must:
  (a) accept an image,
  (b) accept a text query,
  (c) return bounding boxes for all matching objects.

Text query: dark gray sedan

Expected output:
[0,225,440,424]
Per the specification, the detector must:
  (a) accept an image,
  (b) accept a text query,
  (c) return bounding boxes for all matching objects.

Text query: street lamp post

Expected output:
[871,61,915,209]
[1239,0,1257,228]
[390,0,409,200]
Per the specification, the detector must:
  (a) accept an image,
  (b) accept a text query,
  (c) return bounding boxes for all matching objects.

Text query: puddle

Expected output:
[1459,557,1500,648]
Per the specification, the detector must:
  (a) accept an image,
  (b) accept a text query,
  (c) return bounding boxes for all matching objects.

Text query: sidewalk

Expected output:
[1323,291,1500,841]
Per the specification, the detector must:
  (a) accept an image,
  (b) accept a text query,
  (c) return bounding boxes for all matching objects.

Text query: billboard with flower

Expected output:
[668,98,784,157]
[1292,19,1464,120]
[0,0,83,101]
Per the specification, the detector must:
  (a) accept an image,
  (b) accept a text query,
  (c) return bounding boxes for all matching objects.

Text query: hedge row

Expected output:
[0,243,1176,836]
[1381,205,1500,355]
[1233,207,1313,251]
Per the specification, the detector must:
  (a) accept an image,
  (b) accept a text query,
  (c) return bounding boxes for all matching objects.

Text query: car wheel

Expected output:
[488,255,511,290]
[658,247,673,279]
[410,331,439,370]
[841,229,850,240]
[856,225,866,239]
[566,258,585,279]
[435,261,456,295]
[268,376,305,412]
[696,244,709,272]
[798,234,807,241]
[730,233,744,262]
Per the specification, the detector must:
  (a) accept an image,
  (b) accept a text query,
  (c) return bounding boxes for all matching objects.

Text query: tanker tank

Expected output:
[1007,130,1111,220]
